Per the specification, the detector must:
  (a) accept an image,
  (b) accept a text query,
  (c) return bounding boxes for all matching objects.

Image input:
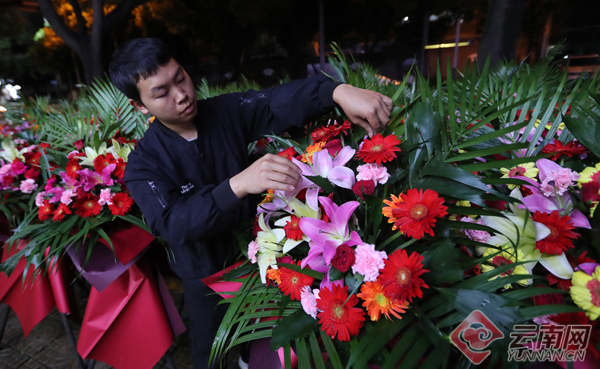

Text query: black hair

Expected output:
[108,38,174,103]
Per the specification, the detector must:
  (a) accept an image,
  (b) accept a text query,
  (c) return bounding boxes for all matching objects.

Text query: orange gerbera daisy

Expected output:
[317,284,365,341]
[532,211,579,256]
[355,134,401,164]
[109,192,134,216]
[258,189,275,206]
[278,261,315,300]
[301,142,326,164]
[358,281,407,321]
[52,203,72,222]
[73,194,102,217]
[390,188,448,239]
[382,194,404,231]
[267,268,282,285]
[378,249,429,303]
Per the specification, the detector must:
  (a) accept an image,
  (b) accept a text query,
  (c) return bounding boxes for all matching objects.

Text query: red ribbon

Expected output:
[77,257,180,369]
[0,240,76,337]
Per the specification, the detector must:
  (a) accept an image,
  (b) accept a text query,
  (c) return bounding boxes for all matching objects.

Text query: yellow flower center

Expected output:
[332,304,345,319]
[290,275,299,285]
[396,267,411,285]
[410,204,428,220]
[375,292,388,306]
[370,144,383,152]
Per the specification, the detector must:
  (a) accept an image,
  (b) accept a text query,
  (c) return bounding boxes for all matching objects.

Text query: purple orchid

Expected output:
[299,196,362,289]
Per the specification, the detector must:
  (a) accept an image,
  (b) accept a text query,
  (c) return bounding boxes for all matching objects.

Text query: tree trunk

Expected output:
[477,0,525,70]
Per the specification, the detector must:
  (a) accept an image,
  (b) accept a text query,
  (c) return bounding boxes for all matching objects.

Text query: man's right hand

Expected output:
[229,154,303,199]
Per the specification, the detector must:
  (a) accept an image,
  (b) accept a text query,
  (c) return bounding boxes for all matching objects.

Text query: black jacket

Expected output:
[124,74,341,279]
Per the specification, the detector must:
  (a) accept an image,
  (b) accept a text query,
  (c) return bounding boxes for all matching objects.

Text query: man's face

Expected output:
[132,58,197,126]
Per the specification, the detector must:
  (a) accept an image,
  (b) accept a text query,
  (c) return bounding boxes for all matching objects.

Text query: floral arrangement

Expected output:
[211,53,600,368]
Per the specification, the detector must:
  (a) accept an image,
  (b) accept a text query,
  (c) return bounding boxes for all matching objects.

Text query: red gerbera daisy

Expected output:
[311,120,351,143]
[278,261,314,300]
[109,192,134,216]
[390,188,448,239]
[377,249,429,303]
[93,153,116,173]
[52,203,72,222]
[316,284,365,341]
[546,273,572,291]
[355,134,401,164]
[284,214,303,241]
[73,194,102,217]
[113,158,127,179]
[38,200,54,221]
[65,159,81,178]
[23,150,41,166]
[532,211,579,255]
[541,140,589,161]
[277,147,298,161]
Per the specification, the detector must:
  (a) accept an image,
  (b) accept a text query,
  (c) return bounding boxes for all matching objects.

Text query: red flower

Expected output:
[546,273,572,291]
[278,261,315,300]
[541,140,588,161]
[73,140,84,150]
[532,211,579,255]
[378,249,429,303]
[65,160,81,179]
[277,147,297,161]
[311,120,351,143]
[530,287,564,306]
[316,284,365,341]
[352,180,375,200]
[93,153,116,173]
[331,244,356,272]
[113,158,126,179]
[23,150,41,166]
[11,159,27,175]
[355,134,401,164]
[550,312,600,359]
[483,200,507,211]
[284,214,303,241]
[109,192,133,216]
[324,139,343,157]
[52,203,72,222]
[24,168,40,180]
[582,182,600,203]
[1,174,14,187]
[390,188,448,239]
[252,216,261,237]
[73,194,102,217]
[38,200,54,221]
[67,151,82,160]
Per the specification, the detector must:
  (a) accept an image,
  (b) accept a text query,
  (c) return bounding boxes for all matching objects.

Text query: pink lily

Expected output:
[292,146,356,210]
[78,164,115,192]
[60,171,81,191]
[299,196,362,289]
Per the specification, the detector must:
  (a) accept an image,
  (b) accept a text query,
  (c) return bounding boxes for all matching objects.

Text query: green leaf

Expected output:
[563,113,600,158]
[329,266,345,282]
[305,175,335,194]
[459,153,551,172]
[309,331,327,369]
[277,263,324,280]
[320,330,344,369]
[446,143,529,162]
[222,262,257,281]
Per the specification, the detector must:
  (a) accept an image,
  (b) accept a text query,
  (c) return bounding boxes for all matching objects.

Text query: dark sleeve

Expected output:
[126,173,241,246]
[217,74,343,143]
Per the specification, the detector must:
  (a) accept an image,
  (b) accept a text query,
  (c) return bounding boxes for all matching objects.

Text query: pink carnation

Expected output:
[11,159,27,175]
[60,189,75,205]
[0,163,12,176]
[460,217,491,243]
[300,286,318,319]
[98,188,113,206]
[35,191,47,207]
[248,240,259,263]
[351,243,387,282]
[540,168,580,197]
[19,179,38,194]
[356,163,390,185]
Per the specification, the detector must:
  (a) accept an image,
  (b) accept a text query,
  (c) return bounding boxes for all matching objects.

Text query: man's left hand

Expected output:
[332,84,394,137]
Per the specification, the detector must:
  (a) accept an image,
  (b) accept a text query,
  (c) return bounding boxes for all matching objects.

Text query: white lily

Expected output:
[480,189,574,279]
[256,213,285,284]
[79,142,109,166]
[273,198,320,253]
[107,139,135,161]
[0,140,30,162]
